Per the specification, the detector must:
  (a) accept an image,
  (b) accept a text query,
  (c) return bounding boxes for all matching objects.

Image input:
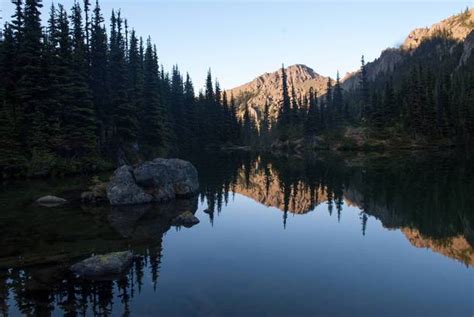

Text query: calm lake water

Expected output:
[0,151,473,316]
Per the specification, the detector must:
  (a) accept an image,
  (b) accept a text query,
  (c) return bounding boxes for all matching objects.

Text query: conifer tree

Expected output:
[40,3,63,152]
[260,100,271,144]
[221,90,232,143]
[60,2,96,158]
[229,93,240,142]
[333,71,343,128]
[278,64,291,133]
[325,77,333,127]
[290,82,299,125]
[127,29,143,129]
[1,24,18,126]
[10,0,24,40]
[183,72,196,147]
[90,0,108,149]
[109,10,138,150]
[382,79,396,124]
[18,0,59,160]
[242,103,256,145]
[360,55,370,120]
[0,23,26,175]
[83,0,91,60]
[305,87,319,137]
[140,38,167,156]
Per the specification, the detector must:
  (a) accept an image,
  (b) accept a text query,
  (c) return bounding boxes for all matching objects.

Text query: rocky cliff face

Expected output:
[227,64,331,123]
[459,29,474,67]
[402,8,474,50]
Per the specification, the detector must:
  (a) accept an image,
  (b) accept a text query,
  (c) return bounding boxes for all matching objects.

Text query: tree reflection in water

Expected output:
[0,150,472,315]
[194,151,473,262]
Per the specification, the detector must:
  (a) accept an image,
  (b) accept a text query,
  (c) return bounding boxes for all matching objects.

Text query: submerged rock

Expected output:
[108,197,199,238]
[107,158,199,206]
[70,251,134,280]
[172,211,200,228]
[36,195,67,207]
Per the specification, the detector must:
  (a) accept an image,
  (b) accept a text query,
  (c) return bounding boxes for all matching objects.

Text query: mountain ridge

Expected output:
[227,8,474,123]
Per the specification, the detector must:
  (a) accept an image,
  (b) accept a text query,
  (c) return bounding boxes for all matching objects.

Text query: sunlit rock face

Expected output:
[402,8,474,50]
[342,9,474,91]
[227,64,331,124]
[402,228,474,267]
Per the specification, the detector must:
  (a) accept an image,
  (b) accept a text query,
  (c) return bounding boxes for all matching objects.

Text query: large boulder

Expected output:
[70,251,134,280]
[107,166,153,206]
[107,158,199,206]
[133,158,199,197]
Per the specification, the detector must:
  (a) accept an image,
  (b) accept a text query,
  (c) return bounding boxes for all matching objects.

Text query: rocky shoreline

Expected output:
[24,158,201,279]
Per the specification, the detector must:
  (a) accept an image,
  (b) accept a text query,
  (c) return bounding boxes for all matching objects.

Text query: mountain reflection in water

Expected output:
[0,151,472,316]
[196,151,473,266]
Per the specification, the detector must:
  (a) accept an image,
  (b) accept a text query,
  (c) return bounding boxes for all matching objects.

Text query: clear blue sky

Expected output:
[1,0,471,90]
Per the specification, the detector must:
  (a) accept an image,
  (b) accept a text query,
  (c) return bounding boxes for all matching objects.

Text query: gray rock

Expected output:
[133,158,199,197]
[107,158,199,206]
[107,166,153,206]
[70,251,134,280]
[36,195,67,207]
[172,211,200,228]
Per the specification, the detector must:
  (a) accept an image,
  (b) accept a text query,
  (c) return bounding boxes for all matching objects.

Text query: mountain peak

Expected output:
[284,64,321,82]
[228,64,329,123]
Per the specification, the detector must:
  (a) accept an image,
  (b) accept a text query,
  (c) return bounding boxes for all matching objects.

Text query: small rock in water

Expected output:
[203,208,213,214]
[36,195,67,207]
[172,211,200,228]
[70,251,134,280]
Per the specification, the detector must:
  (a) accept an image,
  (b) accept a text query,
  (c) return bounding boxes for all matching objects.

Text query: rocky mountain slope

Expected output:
[228,8,474,120]
[402,8,474,50]
[342,8,474,90]
[227,64,331,123]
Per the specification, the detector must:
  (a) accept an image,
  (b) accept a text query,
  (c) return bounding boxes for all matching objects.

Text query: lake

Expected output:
[0,151,473,316]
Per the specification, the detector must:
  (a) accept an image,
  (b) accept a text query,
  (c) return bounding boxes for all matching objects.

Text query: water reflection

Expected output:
[193,151,474,265]
[0,194,199,315]
[0,151,472,315]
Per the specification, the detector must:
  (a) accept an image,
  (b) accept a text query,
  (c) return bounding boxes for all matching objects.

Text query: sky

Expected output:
[1,0,472,90]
